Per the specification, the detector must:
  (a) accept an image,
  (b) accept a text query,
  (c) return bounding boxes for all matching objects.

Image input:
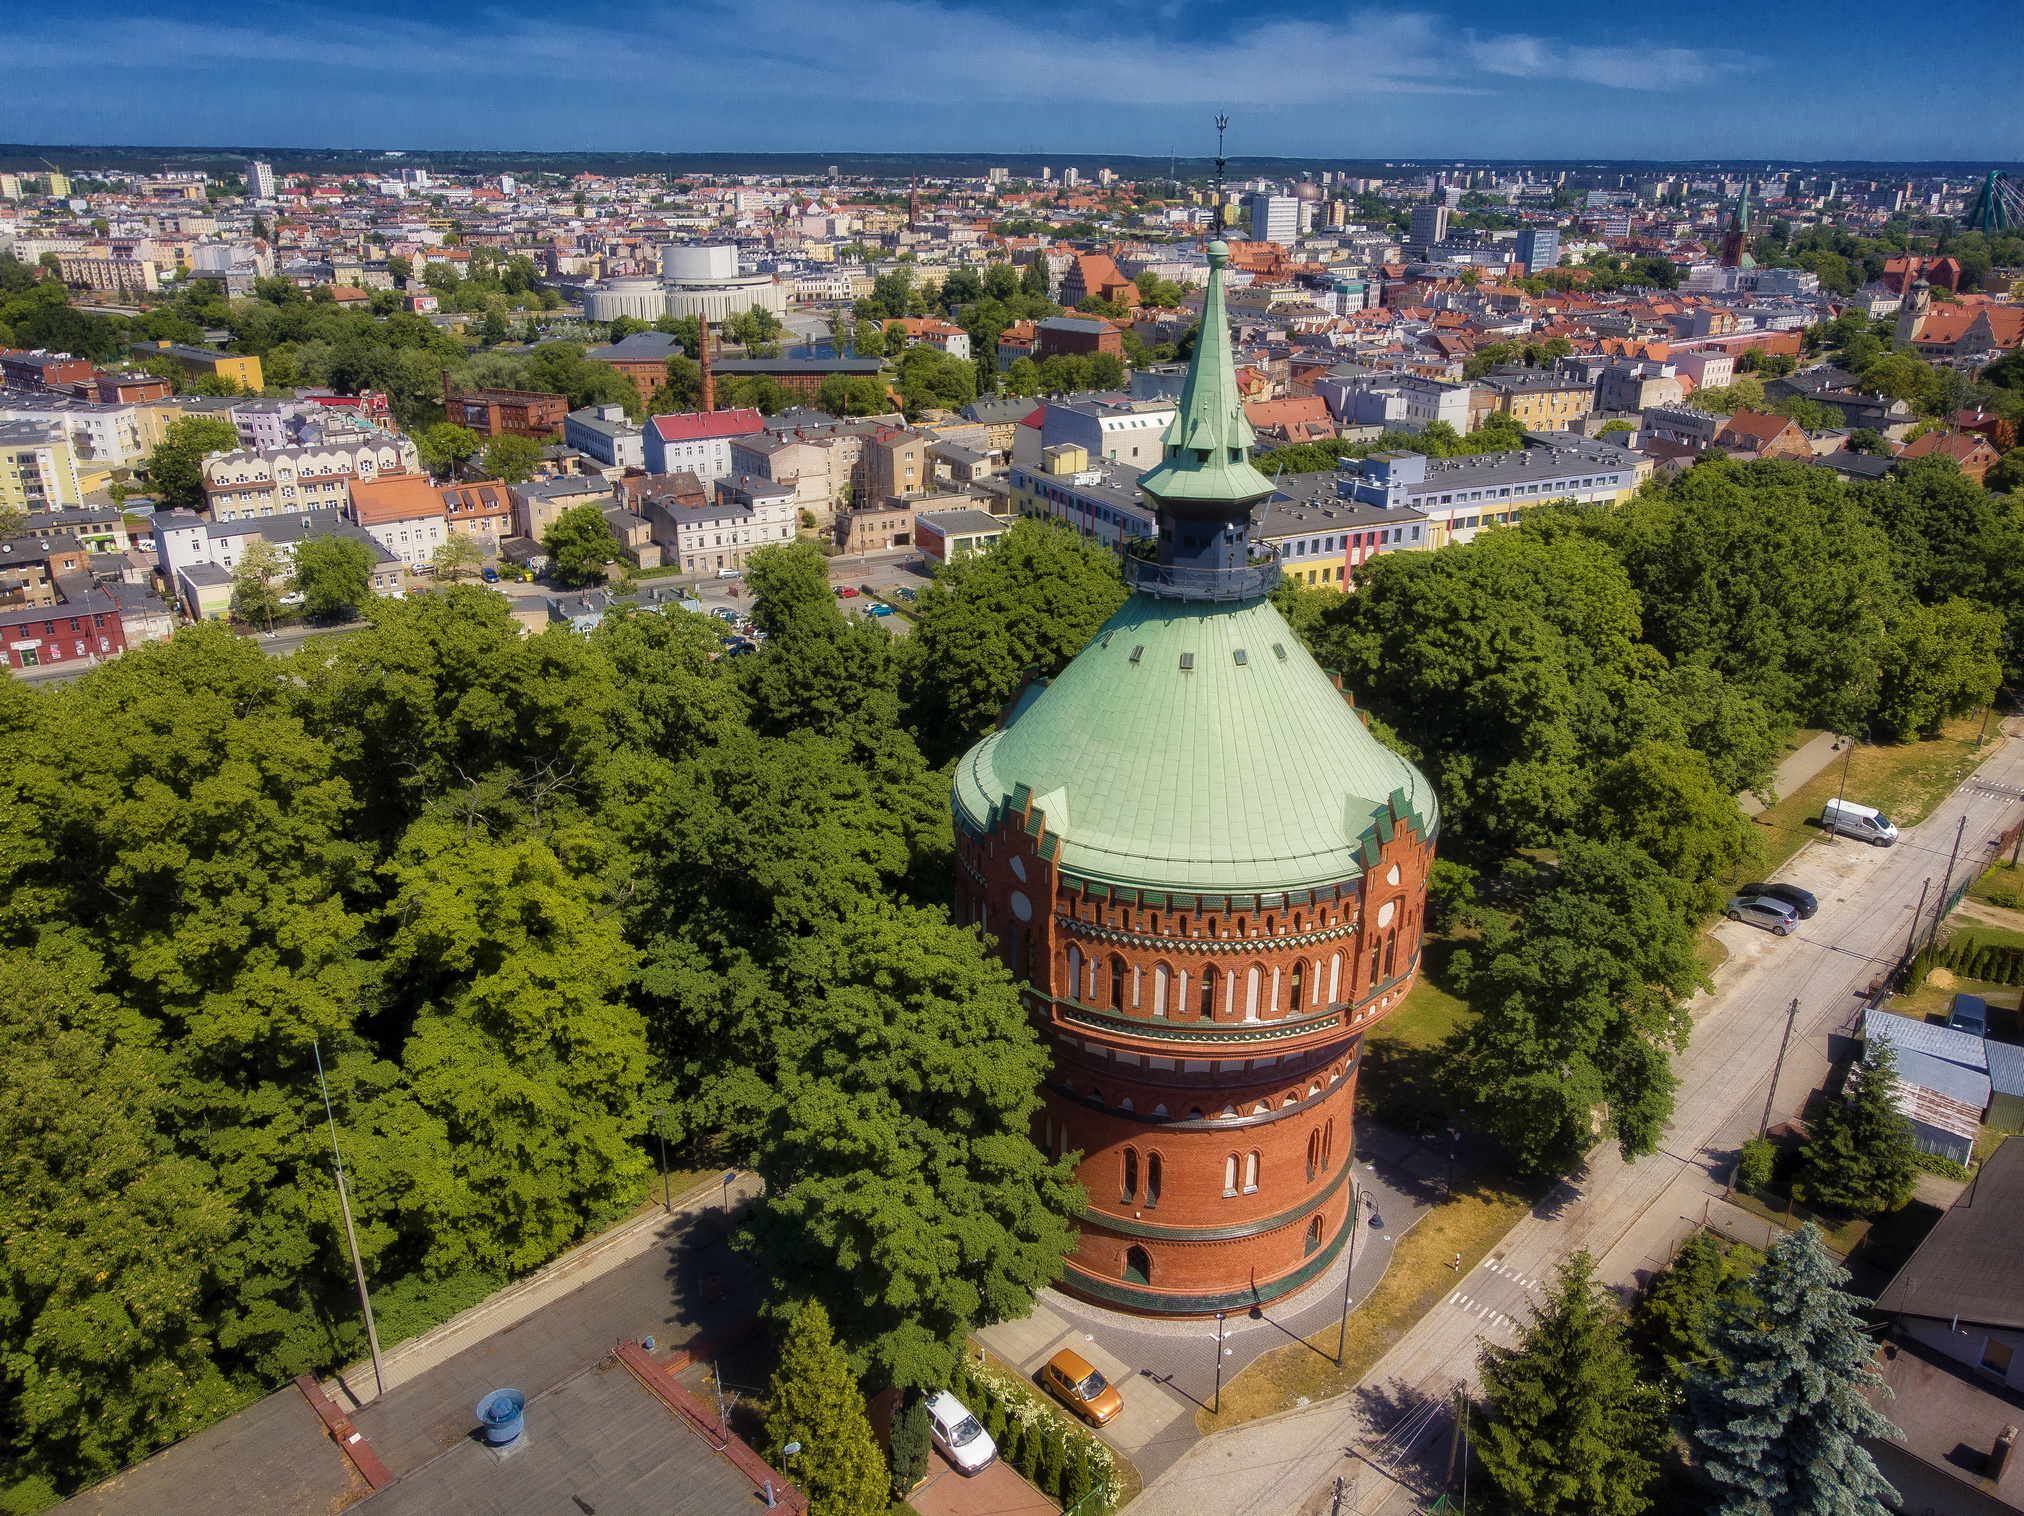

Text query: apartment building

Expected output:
[642,408,767,480]
[0,421,85,511]
[152,506,401,618]
[444,386,568,440]
[129,341,264,391]
[200,435,413,520]
[347,475,448,571]
[1337,440,1650,547]
[1473,372,1595,431]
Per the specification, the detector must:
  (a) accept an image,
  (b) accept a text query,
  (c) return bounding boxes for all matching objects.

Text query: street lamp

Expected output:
[653,1105,672,1214]
[1213,1311,1227,1414]
[1828,724,1869,845]
[1336,1177,1378,1367]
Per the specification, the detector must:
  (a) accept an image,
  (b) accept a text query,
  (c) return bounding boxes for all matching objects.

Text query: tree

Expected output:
[416,423,482,477]
[432,533,484,581]
[1446,838,1705,1174]
[230,537,286,630]
[763,1302,888,1516]
[813,372,888,418]
[0,960,240,1500]
[1005,356,1040,397]
[1020,259,1051,299]
[1472,1250,1670,1516]
[893,344,975,416]
[901,520,1128,764]
[1686,1226,1901,1514]
[888,1394,930,1496]
[1588,742,1763,912]
[542,503,622,588]
[1800,1041,1919,1216]
[482,434,543,484]
[144,414,241,510]
[289,533,377,620]
[1634,1233,1762,1390]
[1872,597,2003,741]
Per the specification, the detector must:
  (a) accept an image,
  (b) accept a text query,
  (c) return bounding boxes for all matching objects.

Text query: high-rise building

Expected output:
[1408,203,1448,250]
[988,168,1008,184]
[45,174,71,199]
[247,160,275,200]
[1064,167,1080,188]
[499,173,516,196]
[952,241,1437,1316]
[1513,226,1559,274]
[1246,194,1298,246]
[1042,166,1052,183]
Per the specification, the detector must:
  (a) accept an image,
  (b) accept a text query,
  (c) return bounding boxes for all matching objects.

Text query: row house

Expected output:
[201,435,414,521]
[151,506,402,619]
[642,408,767,481]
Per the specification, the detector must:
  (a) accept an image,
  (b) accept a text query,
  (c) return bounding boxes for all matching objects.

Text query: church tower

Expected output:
[1895,276,1932,347]
[951,242,1438,1316]
[1719,179,1754,269]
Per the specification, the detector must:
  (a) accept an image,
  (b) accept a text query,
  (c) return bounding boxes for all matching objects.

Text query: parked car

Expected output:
[481,567,500,583]
[1040,1349,1124,1427]
[867,602,897,617]
[836,585,860,598]
[725,639,758,658]
[1821,798,1899,846]
[1737,882,1818,919]
[710,606,738,622]
[924,1390,995,1474]
[895,586,917,601]
[715,567,743,579]
[1725,896,1801,937]
[1949,994,1990,1037]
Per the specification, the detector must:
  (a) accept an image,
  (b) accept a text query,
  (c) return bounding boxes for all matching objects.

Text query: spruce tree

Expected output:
[764,1302,888,1516]
[1686,1225,1901,1514]
[1800,1042,1919,1216]
[887,1394,930,1497]
[1636,1232,1725,1387]
[1472,1249,1670,1516]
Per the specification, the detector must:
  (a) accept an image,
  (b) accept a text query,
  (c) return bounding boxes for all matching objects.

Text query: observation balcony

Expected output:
[1122,550,1281,603]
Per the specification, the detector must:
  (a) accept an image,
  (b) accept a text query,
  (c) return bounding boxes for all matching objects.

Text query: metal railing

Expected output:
[1122,554,1281,602]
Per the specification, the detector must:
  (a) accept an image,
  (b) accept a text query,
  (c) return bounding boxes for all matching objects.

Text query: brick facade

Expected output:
[953,706,1434,1316]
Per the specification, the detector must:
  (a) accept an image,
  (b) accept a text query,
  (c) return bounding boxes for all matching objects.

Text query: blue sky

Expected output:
[8,1,2019,163]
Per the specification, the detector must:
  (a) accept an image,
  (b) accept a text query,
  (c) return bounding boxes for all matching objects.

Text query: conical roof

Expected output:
[1134,240,1277,508]
[953,596,1434,892]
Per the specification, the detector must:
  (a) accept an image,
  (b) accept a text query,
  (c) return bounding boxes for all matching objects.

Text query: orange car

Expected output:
[1040,1349,1124,1427]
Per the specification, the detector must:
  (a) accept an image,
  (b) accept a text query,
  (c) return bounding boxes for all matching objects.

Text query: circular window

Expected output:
[1011,891,1032,922]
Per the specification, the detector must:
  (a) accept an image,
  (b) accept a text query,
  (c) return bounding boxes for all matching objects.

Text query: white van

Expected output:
[1822,798,1899,846]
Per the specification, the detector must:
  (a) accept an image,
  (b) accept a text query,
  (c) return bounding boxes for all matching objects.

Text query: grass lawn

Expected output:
[1971,860,2024,907]
[1193,1166,1540,1434]
[1732,713,2003,888]
[1356,936,1474,1132]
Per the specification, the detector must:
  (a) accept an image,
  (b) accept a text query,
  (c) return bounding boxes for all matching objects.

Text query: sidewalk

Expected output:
[324,1168,760,1412]
[1739,729,1843,817]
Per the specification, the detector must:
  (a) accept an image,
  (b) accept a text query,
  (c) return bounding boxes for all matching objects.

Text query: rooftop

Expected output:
[1873,1136,2024,1329]
[647,409,766,442]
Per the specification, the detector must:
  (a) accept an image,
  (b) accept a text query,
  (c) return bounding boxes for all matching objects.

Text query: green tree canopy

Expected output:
[763,1301,887,1516]
[1686,1226,1901,1514]
[1800,1040,1920,1215]
[814,372,890,418]
[289,534,377,620]
[1472,1249,1670,1516]
[543,503,622,588]
[481,434,543,484]
[144,414,240,510]
[416,422,482,476]
[1587,741,1763,911]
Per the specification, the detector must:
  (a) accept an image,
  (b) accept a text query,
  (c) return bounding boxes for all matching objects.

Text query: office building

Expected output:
[1409,203,1449,250]
[1247,195,1299,247]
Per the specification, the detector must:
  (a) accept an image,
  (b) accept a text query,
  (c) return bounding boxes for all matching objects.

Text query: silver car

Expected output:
[925,1390,995,1475]
[1726,895,1800,937]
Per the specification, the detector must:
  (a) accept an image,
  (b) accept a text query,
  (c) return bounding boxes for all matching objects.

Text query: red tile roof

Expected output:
[647,409,766,442]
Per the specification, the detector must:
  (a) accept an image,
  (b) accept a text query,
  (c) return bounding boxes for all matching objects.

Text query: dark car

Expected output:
[1739,882,1817,919]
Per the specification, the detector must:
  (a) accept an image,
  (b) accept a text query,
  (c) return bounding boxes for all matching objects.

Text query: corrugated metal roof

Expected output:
[1890,1047,1992,1110]
[1864,1009,1987,1072]
[1984,1039,2024,1097]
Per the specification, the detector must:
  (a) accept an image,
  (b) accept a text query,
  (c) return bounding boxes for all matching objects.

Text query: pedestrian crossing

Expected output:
[1444,1259,1543,1335]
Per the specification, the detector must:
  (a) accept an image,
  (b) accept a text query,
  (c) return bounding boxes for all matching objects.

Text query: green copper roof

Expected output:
[953,594,1437,893]
[1134,241,1278,508]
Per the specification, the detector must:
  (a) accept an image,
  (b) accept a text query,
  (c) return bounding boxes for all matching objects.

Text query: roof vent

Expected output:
[1179,652,1194,672]
[1273,643,1287,660]
[1130,644,1143,664]
[1233,648,1248,666]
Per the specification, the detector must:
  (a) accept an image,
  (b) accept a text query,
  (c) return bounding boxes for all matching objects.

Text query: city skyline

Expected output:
[8,0,2019,162]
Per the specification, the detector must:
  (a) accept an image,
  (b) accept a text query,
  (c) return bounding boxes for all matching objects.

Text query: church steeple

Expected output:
[1719,180,1753,269]
[1132,240,1280,596]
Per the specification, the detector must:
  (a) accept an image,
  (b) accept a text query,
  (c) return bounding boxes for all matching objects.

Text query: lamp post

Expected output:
[653,1105,671,1214]
[1828,724,1869,844]
[1213,1311,1226,1414]
[1336,1178,1377,1367]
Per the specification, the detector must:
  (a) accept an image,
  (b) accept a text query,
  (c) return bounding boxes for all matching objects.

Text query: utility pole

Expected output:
[1926,815,1968,956]
[1759,998,1800,1140]
[1904,878,1931,968]
[1443,1383,1467,1487]
[1828,732,1855,844]
[314,1042,385,1399]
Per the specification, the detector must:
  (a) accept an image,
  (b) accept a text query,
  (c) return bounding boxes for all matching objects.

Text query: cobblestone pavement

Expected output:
[975,1122,1495,1487]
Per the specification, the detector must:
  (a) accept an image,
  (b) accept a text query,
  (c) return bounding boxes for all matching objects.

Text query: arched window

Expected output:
[1090,1089,1104,1108]
[1223,1154,1239,1197]
[1057,1124,1070,1159]
[1146,1152,1162,1207]
[1119,1096,1134,1112]
[1384,928,1397,978]
[1245,965,1261,1021]
[1109,954,1126,1011]
[1124,1245,1152,1285]
[1179,915,1190,936]
[1329,952,1342,1004]
[1305,1215,1324,1255]
[1370,940,1382,986]
[1265,915,1275,935]
[1200,965,1216,1020]
[1176,967,1189,1017]
[1122,1147,1139,1203]
[1044,1115,1053,1150]
[1306,1129,1320,1182]
[1289,959,1306,1011]
[1153,962,1170,1018]
[1208,916,1220,938]
[1243,1151,1260,1195]
[1067,944,1083,1002]
[1323,1117,1334,1168]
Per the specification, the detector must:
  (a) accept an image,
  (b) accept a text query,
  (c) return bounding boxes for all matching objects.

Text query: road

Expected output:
[1131,721,2024,1516]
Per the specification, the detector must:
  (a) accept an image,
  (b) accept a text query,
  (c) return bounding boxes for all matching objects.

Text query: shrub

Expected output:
[1001,1418,1023,1472]
[1737,1137,1777,1191]
[984,1395,1006,1441]
[1063,1439,1094,1511]
[1037,1424,1066,1500]
[1018,1424,1040,1483]
[1911,1150,1972,1181]
[888,1395,930,1497]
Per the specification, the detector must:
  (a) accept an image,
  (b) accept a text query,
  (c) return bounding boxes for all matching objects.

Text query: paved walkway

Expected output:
[1127,722,2024,1516]
[324,1169,761,1412]
[909,1451,1058,1516]
[975,1124,1494,1488]
[1739,728,1844,816]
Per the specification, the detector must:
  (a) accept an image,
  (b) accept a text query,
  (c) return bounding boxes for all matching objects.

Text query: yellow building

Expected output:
[130,341,263,391]
[0,422,85,510]
[1474,373,1594,431]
